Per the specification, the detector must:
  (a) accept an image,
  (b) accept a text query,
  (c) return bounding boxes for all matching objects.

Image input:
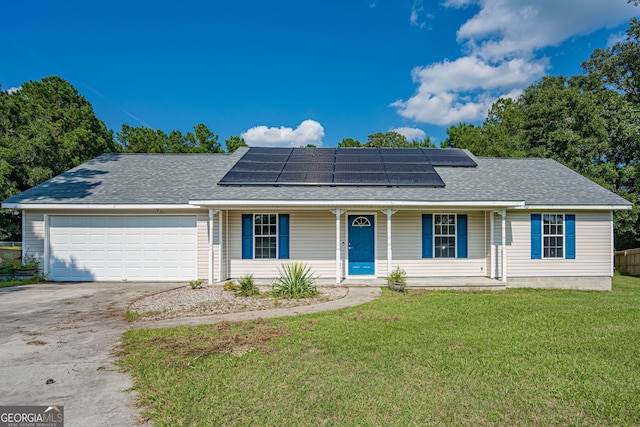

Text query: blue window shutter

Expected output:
[422,214,433,258]
[457,214,468,258]
[278,214,290,259]
[531,214,541,259]
[242,214,253,259]
[565,214,575,259]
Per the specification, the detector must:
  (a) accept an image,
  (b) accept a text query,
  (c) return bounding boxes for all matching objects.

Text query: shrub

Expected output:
[272,262,319,298]
[385,266,407,291]
[237,274,259,297]
[189,279,204,289]
[223,281,238,292]
[20,252,39,269]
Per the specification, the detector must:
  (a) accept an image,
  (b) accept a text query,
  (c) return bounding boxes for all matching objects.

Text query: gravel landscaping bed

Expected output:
[129,285,348,321]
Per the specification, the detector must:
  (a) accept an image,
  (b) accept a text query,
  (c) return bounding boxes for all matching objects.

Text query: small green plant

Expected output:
[223,281,238,292]
[385,266,407,291]
[272,262,319,298]
[126,310,141,322]
[237,274,259,297]
[20,252,39,269]
[0,255,15,275]
[189,279,204,289]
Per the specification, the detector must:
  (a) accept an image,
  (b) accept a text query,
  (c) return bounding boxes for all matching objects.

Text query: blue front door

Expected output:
[348,215,375,275]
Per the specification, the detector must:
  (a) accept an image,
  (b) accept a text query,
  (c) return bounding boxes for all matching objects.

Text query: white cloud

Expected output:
[5,86,21,94]
[241,120,325,147]
[393,0,637,126]
[391,127,426,141]
[607,31,627,48]
[410,0,427,29]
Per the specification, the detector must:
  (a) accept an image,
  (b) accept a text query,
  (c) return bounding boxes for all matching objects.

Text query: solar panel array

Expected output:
[218,147,477,187]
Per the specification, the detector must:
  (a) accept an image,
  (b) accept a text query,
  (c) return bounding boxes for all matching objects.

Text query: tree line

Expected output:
[1,19,639,247]
[443,18,640,249]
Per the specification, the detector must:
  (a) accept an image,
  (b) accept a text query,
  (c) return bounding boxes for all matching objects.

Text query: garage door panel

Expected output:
[49,215,198,281]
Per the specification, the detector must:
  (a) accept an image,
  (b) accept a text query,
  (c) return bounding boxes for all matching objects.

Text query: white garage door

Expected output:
[49,215,198,281]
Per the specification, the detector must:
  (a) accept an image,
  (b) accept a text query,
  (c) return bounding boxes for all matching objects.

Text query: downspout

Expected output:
[43,214,49,277]
[218,210,223,282]
[208,209,214,285]
[226,210,229,280]
[490,211,495,279]
[611,211,614,277]
[21,211,25,265]
[483,210,486,277]
[500,210,507,283]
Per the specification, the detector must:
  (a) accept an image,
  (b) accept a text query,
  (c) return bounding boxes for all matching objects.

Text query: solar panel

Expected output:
[276,173,308,183]
[421,148,477,167]
[218,171,281,184]
[248,147,293,155]
[333,172,388,184]
[276,171,334,184]
[232,161,285,172]
[288,148,336,162]
[334,162,385,173]
[217,147,477,186]
[241,153,291,163]
[387,173,445,186]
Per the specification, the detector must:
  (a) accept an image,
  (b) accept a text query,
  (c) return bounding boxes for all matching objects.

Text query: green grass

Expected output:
[119,275,640,426]
[0,277,42,288]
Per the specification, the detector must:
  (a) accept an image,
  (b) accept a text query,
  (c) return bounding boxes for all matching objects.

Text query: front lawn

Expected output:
[119,276,640,426]
[0,277,42,288]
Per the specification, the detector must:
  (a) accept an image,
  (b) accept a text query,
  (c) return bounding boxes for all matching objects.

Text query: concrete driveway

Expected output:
[0,282,180,427]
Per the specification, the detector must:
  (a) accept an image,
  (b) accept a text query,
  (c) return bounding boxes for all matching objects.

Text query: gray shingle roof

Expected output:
[2,148,632,208]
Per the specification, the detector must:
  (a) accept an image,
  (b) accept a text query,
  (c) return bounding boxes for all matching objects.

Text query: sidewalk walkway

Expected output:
[129,286,382,329]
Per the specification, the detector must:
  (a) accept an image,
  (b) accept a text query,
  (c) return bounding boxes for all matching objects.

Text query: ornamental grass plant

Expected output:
[271,262,318,298]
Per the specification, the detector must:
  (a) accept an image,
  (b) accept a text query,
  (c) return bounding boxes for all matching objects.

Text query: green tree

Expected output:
[186,123,221,153]
[366,131,409,147]
[338,138,362,148]
[0,76,117,240]
[225,135,248,153]
[118,123,222,154]
[583,17,640,105]
[117,124,169,153]
[409,137,436,148]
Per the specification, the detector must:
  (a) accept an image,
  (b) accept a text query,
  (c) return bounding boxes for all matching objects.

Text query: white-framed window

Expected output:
[543,213,564,258]
[254,213,277,259]
[434,214,456,258]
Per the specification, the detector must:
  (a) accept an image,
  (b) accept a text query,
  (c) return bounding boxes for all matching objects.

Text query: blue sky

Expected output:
[1,1,637,149]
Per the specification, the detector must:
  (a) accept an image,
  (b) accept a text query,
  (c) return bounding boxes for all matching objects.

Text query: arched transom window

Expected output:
[351,216,372,227]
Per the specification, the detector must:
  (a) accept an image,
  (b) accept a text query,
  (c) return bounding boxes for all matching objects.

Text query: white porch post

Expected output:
[208,209,219,285]
[382,209,397,275]
[218,209,223,282]
[500,210,507,283]
[331,209,345,283]
[490,211,495,279]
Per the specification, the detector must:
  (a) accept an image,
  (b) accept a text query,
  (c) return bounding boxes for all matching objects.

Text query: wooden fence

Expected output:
[614,248,640,276]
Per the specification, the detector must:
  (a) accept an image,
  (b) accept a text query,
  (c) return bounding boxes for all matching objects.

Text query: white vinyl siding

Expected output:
[230,211,336,279]
[196,213,210,281]
[378,211,485,277]
[23,212,45,272]
[507,211,611,277]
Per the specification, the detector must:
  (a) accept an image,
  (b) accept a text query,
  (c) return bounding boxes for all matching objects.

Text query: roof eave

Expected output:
[189,199,526,209]
[515,204,632,211]
[0,203,200,210]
